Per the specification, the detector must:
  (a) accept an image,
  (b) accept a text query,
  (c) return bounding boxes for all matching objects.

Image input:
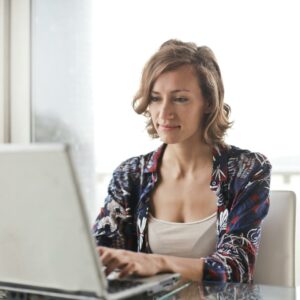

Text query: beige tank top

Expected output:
[148,212,217,258]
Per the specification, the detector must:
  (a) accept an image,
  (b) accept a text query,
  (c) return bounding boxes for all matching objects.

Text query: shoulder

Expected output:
[223,145,272,181]
[227,145,271,168]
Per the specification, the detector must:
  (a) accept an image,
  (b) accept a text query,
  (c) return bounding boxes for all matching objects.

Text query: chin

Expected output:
[159,136,181,145]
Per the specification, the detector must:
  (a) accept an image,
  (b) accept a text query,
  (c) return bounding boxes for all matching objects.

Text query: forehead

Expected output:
[152,65,200,92]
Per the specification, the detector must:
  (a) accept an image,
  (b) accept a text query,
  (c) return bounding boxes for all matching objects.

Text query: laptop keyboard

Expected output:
[108,279,143,294]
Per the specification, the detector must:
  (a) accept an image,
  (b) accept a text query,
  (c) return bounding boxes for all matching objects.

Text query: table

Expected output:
[0,281,298,300]
[160,281,297,300]
[131,280,298,300]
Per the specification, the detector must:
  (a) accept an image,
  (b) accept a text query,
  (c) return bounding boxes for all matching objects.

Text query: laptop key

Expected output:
[107,279,143,294]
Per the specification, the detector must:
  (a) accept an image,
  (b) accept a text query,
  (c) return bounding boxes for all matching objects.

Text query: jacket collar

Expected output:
[144,143,229,188]
[211,144,229,190]
[143,144,166,174]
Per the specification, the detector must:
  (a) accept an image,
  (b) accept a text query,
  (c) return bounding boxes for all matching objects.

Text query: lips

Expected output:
[158,124,180,130]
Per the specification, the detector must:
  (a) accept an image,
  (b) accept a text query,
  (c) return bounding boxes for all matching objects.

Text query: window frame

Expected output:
[0,0,31,143]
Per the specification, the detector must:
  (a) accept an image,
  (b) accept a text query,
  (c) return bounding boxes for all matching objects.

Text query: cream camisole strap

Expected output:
[148,212,217,259]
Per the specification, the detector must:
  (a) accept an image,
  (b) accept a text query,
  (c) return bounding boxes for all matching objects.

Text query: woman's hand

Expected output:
[97,246,204,281]
[97,246,165,278]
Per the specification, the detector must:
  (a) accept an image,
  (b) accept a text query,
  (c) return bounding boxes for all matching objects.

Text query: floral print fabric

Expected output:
[92,144,271,283]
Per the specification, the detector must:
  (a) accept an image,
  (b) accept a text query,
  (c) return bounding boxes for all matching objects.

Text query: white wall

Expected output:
[92,0,300,173]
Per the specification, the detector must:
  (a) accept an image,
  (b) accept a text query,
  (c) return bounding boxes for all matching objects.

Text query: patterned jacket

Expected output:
[92,144,271,283]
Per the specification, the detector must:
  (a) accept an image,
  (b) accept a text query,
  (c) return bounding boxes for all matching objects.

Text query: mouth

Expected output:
[158,124,180,131]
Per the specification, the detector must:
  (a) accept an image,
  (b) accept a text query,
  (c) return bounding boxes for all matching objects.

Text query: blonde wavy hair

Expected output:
[132,39,232,146]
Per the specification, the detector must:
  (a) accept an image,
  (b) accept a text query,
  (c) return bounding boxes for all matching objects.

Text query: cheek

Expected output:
[148,106,156,118]
[185,108,205,126]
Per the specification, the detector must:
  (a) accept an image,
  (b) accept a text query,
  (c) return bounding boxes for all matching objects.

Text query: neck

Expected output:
[162,141,212,177]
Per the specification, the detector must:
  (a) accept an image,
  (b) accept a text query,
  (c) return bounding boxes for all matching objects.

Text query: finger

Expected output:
[119,263,136,278]
[100,248,126,264]
[105,260,128,276]
[101,248,120,265]
[97,246,109,256]
[99,247,121,257]
[101,254,117,267]
[104,257,119,276]
[100,249,127,271]
[97,247,103,255]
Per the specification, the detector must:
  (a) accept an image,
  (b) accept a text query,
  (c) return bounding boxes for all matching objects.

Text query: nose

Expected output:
[159,99,174,120]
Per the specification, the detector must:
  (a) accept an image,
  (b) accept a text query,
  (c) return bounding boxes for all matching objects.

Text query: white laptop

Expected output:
[0,144,180,299]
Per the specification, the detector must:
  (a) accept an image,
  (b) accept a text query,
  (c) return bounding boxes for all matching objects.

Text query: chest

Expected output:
[150,174,217,222]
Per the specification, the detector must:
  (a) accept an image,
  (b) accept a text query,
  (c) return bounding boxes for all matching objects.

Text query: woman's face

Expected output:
[148,64,209,145]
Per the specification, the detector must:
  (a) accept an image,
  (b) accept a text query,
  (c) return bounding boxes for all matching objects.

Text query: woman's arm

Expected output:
[99,246,204,281]
[203,152,272,283]
[160,254,204,281]
[92,157,140,250]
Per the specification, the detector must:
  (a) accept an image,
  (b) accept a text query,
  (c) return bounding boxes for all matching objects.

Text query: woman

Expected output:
[92,39,271,283]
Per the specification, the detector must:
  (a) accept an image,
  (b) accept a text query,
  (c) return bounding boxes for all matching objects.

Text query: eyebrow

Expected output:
[151,89,191,94]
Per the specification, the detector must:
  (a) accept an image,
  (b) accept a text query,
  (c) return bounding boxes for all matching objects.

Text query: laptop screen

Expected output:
[0,144,105,297]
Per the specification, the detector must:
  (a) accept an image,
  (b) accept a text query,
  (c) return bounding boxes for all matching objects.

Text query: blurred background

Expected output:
[1,0,299,285]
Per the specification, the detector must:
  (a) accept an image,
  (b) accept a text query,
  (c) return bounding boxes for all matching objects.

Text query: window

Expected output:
[31,0,96,221]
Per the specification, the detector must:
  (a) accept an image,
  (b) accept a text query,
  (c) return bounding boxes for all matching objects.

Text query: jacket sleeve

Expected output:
[92,159,138,250]
[202,152,271,283]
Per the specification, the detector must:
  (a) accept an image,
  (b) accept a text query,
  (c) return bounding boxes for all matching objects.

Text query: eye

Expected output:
[174,97,188,103]
[150,95,160,102]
